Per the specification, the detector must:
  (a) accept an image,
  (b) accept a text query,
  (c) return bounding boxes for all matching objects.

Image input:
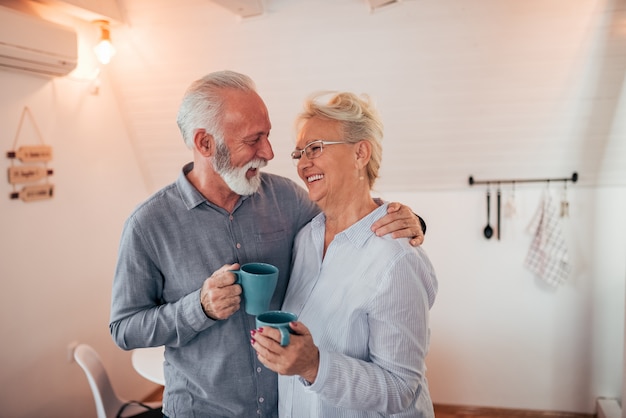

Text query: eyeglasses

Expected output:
[290,140,350,164]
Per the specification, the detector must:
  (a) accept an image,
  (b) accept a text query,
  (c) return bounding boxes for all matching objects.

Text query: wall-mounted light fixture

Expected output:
[93,20,116,64]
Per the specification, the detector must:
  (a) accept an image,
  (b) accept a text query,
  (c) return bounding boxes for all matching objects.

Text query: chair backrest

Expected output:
[74,343,125,418]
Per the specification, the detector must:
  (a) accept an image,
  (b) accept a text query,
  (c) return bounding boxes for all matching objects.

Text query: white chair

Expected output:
[73,343,162,418]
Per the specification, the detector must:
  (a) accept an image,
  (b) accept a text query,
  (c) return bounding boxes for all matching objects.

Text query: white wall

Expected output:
[379,186,625,412]
[109,0,626,193]
[0,18,156,417]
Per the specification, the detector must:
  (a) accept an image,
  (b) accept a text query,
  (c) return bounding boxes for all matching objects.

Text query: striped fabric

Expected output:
[279,204,438,418]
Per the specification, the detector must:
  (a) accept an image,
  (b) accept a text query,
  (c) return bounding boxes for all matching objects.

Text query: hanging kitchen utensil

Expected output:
[484,187,493,239]
[497,185,501,240]
[560,181,569,218]
[504,181,517,218]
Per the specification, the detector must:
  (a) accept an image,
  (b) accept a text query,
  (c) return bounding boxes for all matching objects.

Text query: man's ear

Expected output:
[194,130,214,157]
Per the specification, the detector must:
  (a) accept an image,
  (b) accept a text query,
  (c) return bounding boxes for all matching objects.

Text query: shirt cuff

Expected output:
[302,349,329,393]
[183,289,216,332]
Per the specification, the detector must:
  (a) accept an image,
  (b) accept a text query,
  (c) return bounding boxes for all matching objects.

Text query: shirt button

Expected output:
[257,367,262,373]
[229,215,234,221]
[259,397,265,403]
[236,243,241,249]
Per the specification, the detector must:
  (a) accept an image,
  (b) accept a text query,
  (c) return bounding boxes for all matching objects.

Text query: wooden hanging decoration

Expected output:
[6,107,54,201]
[8,166,54,184]
[7,145,53,163]
[10,184,55,202]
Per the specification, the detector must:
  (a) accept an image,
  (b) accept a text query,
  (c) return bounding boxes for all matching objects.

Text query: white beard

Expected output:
[218,159,266,196]
[213,141,267,196]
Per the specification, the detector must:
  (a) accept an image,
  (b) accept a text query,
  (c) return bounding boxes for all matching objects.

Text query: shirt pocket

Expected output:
[255,229,288,243]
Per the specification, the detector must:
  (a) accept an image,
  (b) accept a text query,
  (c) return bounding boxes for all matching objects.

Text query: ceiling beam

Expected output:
[29,0,123,23]
[366,0,400,11]
[209,0,264,18]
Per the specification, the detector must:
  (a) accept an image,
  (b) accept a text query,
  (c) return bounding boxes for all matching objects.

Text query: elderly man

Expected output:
[110,71,424,417]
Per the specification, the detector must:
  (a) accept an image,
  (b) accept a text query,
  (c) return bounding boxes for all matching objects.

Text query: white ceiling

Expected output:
[46,0,626,192]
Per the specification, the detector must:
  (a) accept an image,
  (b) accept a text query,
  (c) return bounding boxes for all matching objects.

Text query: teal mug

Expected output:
[255,310,298,346]
[231,263,279,316]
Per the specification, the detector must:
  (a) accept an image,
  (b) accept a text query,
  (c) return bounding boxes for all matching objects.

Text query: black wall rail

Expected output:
[468,172,578,186]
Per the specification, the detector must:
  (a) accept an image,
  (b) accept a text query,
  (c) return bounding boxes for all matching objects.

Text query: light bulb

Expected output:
[93,21,116,65]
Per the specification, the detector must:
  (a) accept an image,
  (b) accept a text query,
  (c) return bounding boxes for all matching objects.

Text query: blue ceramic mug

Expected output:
[231,263,279,316]
[255,311,298,346]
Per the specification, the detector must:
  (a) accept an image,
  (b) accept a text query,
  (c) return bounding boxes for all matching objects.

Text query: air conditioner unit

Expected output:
[0,5,78,77]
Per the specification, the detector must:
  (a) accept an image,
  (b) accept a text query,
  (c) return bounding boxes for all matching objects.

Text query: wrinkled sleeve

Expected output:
[109,215,213,350]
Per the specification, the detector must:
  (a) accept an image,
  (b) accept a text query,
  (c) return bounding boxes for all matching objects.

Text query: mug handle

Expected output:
[230,269,241,285]
[277,327,290,347]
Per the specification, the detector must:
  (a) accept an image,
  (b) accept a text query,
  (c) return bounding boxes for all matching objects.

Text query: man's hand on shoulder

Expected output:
[371,202,425,246]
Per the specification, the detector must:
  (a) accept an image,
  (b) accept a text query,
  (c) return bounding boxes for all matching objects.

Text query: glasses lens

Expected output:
[305,141,323,159]
[291,151,300,165]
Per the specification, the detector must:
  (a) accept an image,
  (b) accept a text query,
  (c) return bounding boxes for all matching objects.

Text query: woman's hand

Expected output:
[251,321,320,384]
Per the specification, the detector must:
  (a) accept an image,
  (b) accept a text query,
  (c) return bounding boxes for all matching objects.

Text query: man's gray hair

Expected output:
[176,71,257,149]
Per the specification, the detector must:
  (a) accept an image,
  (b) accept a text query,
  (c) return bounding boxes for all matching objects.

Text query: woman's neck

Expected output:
[322,194,379,255]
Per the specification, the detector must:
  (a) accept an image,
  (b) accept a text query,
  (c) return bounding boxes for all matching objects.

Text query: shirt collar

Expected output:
[176,163,205,209]
[176,162,252,211]
[311,202,390,248]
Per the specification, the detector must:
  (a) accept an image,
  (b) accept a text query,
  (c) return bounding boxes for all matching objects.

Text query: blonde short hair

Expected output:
[296,91,383,188]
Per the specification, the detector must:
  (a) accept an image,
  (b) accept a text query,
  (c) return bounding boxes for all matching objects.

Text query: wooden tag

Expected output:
[10,184,54,202]
[6,145,53,163]
[8,166,54,184]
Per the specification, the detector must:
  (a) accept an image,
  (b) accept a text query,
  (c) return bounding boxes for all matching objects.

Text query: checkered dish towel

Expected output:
[524,192,570,286]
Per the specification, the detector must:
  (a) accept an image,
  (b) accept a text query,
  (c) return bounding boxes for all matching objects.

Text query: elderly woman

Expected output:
[251,91,438,417]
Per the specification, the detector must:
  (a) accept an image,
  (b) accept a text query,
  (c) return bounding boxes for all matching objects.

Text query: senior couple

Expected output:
[110,70,437,417]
